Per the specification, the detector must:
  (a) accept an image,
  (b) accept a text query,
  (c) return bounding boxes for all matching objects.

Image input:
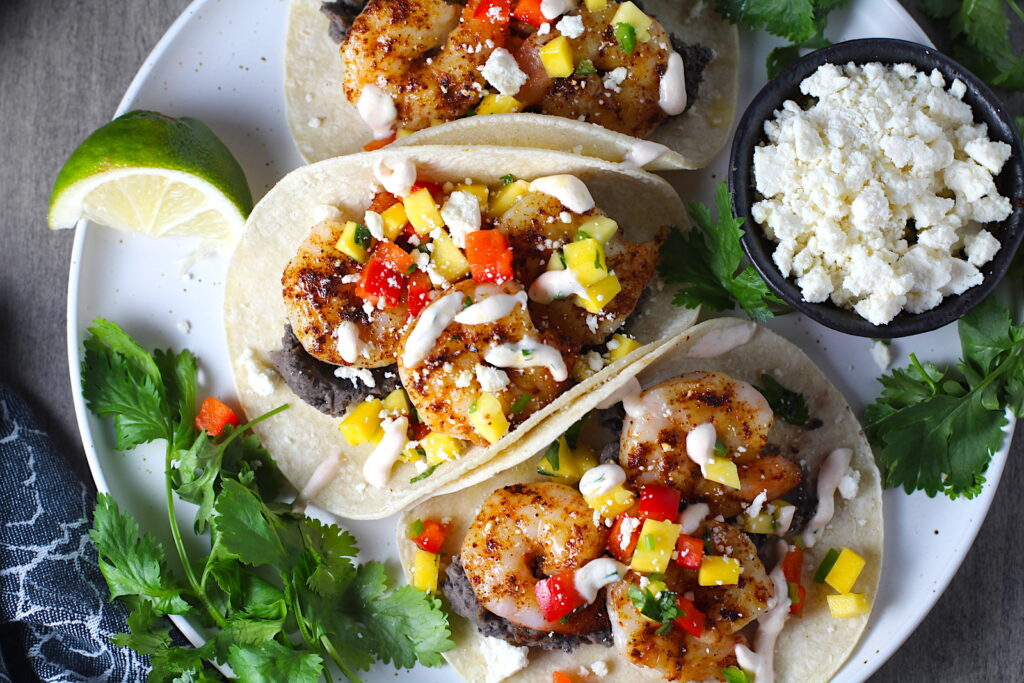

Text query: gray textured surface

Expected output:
[0,0,1020,680]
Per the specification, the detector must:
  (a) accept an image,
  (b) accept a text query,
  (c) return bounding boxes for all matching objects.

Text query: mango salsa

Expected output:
[630,519,682,574]
[611,1,652,41]
[575,274,621,313]
[431,230,471,282]
[584,0,607,11]
[477,94,524,115]
[702,457,741,489]
[380,203,409,241]
[454,183,489,205]
[382,388,410,416]
[564,238,608,286]
[539,36,575,78]
[698,556,742,586]
[537,437,575,481]
[412,548,441,593]
[584,484,636,518]
[607,334,641,362]
[825,548,866,594]
[404,186,444,234]
[468,392,509,444]
[488,179,530,216]
[420,433,463,465]
[576,216,618,243]
[339,399,383,445]
[336,220,371,263]
[827,593,872,619]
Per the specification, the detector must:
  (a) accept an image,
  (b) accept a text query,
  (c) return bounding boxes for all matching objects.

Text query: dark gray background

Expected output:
[0,0,1020,680]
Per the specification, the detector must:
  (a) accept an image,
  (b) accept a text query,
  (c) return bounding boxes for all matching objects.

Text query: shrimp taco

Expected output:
[224,145,700,519]
[398,318,883,682]
[285,0,738,170]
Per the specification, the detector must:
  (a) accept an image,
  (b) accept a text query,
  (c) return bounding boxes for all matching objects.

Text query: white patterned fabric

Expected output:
[0,383,160,681]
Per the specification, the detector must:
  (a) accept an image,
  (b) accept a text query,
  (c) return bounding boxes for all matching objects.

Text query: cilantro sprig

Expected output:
[755,374,810,426]
[83,320,453,681]
[865,297,1024,499]
[658,182,785,323]
[921,0,1024,90]
[714,0,850,76]
[627,585,681,635]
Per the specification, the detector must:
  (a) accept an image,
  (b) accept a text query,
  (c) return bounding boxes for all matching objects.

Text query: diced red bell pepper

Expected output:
[781,546,804,583]
[674,595,706,638]
[674,533,704,570]
[355,256,406,308]
[407,181,444,200]
[410,519,450,554]
[512,0,545,27]
[551,673,573,683]
[369,191,401,214]
[465,229,514,284]
[607,507,642,563]
[194,397,240,436]
[406,270,432,320]
[411,421,432,441]
[373,241,416,274]
[473,0,512,24]
[638,484,681,522]
[363,133,396,152]
[788,581,807,618]
[534,570,585,623]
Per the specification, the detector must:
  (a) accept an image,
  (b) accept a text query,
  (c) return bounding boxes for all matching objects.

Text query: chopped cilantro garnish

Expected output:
[510,394,532,414]
[407,519,424,539]
[627,585,680,636]
[410,463,442,483]
[755,373,809,426]
[500,173,516,186]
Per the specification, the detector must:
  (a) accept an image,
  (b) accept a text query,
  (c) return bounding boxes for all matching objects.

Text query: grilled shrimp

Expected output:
[497,191,662,352]
[515,6,674,137]
[461,482,609,634]
[398,280,571,446]
[281,214,409,368]
[620,372,802,518]
[607,520,771,680]
[342,0,505,132]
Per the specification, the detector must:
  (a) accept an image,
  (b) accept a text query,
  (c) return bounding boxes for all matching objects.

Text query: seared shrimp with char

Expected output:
[620,371,802,518]
[397,279,571,446]
[461,482,609,634]
[342,0,506,132]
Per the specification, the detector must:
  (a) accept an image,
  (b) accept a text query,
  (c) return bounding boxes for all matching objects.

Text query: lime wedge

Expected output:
[48,110,253,244]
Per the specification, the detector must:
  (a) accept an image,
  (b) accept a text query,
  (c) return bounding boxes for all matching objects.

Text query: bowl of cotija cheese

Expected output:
[730,38,1024,338]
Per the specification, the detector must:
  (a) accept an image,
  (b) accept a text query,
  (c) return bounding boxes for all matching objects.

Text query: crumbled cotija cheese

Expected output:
[752,62,1012,325]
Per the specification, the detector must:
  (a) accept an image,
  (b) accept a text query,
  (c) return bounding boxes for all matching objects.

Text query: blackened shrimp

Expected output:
[460,482,609,634]
[341,0,506,132]
[620,372,802,518]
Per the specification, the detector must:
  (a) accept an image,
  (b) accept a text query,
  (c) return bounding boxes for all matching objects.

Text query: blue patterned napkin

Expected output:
[0,382,152,682]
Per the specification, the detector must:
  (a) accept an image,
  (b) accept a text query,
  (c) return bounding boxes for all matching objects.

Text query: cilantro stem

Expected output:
[1007,0,1024,25]
[164,444,226,629]
[909,354,938,394]
[320,635,362,683]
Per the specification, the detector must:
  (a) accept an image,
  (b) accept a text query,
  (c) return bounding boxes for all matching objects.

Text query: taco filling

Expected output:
[420,362,874,681]
[275,159,665,488]
[325,0,712,144]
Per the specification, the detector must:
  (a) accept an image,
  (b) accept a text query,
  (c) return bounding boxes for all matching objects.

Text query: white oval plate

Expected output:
[66,1,1013,681]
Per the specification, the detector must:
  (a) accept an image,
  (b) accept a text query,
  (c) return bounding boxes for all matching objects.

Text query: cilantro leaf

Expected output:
[755,374,809,425]
[90,493,191,615]
[214,479,291,570]
[627,585,681,635]
[299,517,359,597]
[148,642,217,683]
[922,0,1024,90]
[227,641,323,683]
[714,0,818,43]
[110,599,171,653]
[866,298,1023,498]
[659,182,784,322]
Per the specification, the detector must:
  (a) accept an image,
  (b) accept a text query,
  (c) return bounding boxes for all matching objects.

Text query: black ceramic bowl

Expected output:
[729,38,1024,338]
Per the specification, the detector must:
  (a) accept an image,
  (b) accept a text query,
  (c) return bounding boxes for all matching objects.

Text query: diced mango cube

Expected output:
[380,203,409,241]
[477,94,524,115]
[539,36,575,78]
[420,433,463,464]
[336,220,372,263]
[339,399,383,445]
[455,183,489,205]
[546,252,566,271]
[564,238,608,287]
[645,579,667,597]
[430,230,471,282]
[404,187,444,234]
[488,179,530,216]
[739,511,776,535]
[412,548,441,593]
[574,444,599,473]
[702,457,741,489]
[698,556,742,586]
[382,388,410,416]
[584,484,636,518]
[611,1,652,41]
[607,334,641,362]
[827,593,872,619]
[571,352,604,382]
[396,128,414,138]
[576,216,618,243]
[584,0,607,10]
[825,548,866,594]
[537,437,577,481]
[575,274,621,313]
[630,519,682,574]
[468,392,509,445]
